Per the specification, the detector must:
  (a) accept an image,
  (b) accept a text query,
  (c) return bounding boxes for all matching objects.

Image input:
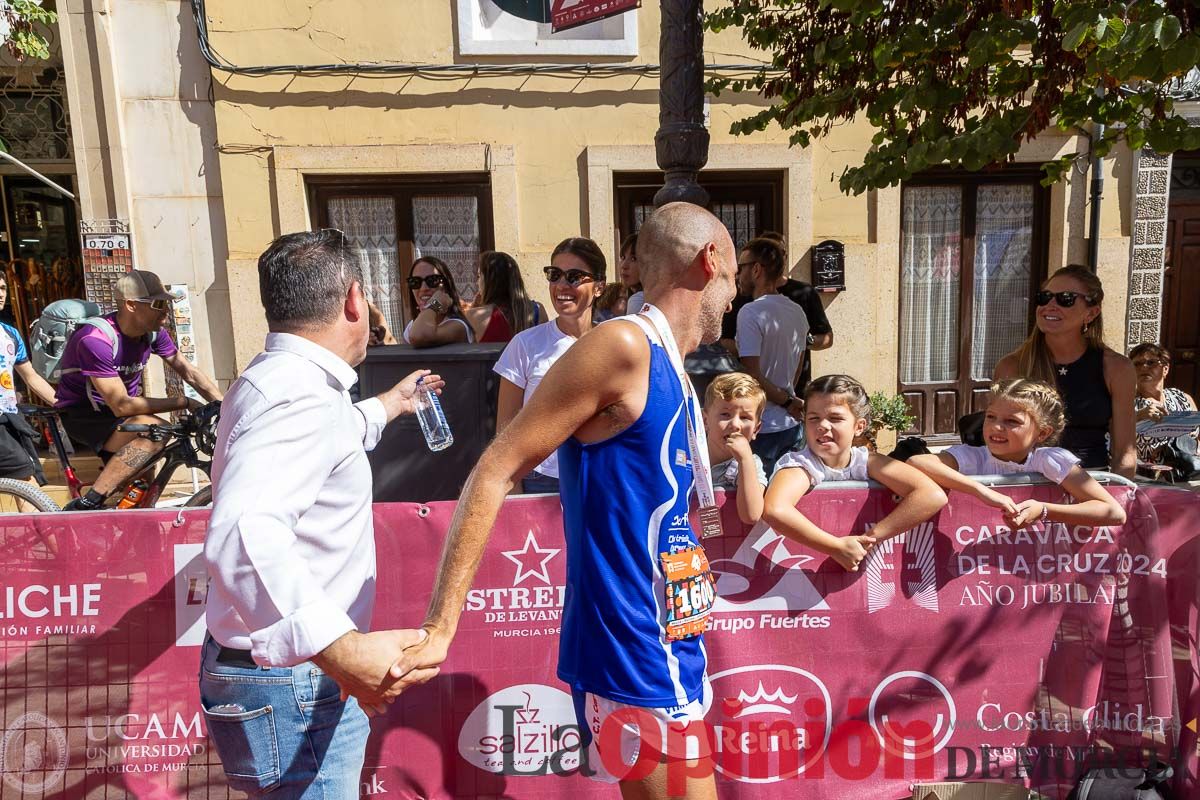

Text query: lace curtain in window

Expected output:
[413,195,482,303]
[328,196,403,336]
[970,185,1035,379]
[900,186,963,384]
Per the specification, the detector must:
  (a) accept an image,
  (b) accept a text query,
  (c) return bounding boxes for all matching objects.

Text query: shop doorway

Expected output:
[1165,155,1200,399]
[0,174,83,335]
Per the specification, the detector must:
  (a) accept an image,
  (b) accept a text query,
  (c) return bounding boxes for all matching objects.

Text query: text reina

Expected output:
[0,583,101,619]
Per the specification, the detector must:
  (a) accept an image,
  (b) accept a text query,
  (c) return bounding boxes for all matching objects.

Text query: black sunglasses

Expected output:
[1035,290,1093,308]
[544,266,596,286]
[134,298,172,312]
[737,260,757,270]
[407,275,447,290]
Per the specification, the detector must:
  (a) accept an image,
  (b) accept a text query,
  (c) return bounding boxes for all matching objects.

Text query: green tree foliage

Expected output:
[706,1,1200,194]
[1,1,56,62]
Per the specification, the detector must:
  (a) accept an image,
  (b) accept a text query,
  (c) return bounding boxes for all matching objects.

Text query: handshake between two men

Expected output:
[312,628,441,716]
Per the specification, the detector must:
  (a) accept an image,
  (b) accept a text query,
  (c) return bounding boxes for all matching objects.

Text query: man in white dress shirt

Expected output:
[202,229,443,798]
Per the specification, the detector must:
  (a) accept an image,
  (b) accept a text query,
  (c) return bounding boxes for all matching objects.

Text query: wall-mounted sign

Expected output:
[165,284,202,402]
[80,221,134,313]
[551,0,640,32]
[457,0,637,56]
[812,239,846,293]
[81,233,130,252]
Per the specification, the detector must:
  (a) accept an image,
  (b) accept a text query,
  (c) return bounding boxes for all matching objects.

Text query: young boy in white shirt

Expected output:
[703,372,768,525]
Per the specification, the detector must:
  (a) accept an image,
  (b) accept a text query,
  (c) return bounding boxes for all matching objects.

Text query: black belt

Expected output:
[207,634,258,668]
[217,646,257,668]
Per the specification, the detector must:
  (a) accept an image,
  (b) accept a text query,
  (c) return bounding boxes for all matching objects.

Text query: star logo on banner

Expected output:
[502,531,561,586]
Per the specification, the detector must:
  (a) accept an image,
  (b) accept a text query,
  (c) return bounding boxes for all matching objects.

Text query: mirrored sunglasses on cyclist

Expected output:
[134,298,172,312]
[407,275,447,290]
[1035,290,1093,308]
[544,266,596,286]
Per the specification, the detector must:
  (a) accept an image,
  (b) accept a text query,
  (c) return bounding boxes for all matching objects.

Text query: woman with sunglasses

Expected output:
[1129,342,1197,463]
[995,265,1136,478]
[492,237,605,493]
[464,251,546,344]
[403,256,474,347]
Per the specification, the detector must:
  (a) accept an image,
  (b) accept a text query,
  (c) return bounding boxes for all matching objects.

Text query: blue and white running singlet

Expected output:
[556,317,708,708]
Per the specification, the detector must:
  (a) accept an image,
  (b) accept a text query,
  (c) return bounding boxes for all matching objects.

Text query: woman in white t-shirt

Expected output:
[493,237,606,493]
[909,378,1126,529]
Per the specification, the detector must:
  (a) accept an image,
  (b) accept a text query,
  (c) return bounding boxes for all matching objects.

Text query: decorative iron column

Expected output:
[654,0,710,208]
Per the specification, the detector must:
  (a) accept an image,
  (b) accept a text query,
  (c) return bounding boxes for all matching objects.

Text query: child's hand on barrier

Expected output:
[833,534,877,572]
[1004,499,1045,530]
[979,486,1019,516]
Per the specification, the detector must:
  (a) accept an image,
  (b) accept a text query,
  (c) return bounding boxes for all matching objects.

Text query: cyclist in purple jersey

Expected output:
[397,204,739,799]
[55,270,223,510]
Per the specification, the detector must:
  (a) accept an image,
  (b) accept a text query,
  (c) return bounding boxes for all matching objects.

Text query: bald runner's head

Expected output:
[636,202,738,345]
[637,203,734,290]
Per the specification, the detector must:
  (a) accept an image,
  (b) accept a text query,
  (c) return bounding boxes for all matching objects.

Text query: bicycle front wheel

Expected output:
[182,485,212,508]
[0,479,62,513]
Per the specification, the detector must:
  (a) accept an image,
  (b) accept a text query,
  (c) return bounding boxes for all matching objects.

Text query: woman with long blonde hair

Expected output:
[994,265,1136,478]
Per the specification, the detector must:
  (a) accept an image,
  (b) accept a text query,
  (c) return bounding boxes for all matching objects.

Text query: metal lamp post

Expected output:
[653,0,709,208]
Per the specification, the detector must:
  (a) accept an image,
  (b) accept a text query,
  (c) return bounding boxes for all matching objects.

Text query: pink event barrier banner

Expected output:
[0,482,1198,798]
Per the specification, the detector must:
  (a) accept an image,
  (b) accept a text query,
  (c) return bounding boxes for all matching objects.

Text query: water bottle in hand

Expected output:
[414,376,453,451]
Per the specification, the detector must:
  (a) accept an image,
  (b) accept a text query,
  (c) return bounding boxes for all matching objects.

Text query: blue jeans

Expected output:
[198,636,369,798]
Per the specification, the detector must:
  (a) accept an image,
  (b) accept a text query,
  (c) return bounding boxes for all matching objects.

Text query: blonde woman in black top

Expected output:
[994,265,1136,478]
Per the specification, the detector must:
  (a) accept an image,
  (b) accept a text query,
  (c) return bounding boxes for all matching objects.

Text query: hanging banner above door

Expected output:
[551,0,640,32]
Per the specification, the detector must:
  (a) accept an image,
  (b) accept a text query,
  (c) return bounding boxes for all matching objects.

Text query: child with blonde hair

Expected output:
[703,373,768,525]
[763,375,948,572]
[910,378,1125,528]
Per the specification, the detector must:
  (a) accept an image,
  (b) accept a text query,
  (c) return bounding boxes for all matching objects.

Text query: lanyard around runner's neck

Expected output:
[636,304,718,512]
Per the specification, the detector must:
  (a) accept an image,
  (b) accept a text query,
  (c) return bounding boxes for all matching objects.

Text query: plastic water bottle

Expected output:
[117,479,148,509]
[414,376,453,451]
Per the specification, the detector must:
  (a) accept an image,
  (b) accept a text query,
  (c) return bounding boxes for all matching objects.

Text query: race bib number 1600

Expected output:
[660,546,715,642]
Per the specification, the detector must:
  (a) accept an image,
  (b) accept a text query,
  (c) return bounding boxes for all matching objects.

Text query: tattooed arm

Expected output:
[87,376,190,417]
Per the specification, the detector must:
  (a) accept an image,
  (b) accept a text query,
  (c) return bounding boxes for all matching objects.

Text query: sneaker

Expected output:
[62,497,100,512]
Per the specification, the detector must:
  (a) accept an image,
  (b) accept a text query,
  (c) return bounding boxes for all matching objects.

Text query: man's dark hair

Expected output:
[258,230,363,331]
[742,236,787,282]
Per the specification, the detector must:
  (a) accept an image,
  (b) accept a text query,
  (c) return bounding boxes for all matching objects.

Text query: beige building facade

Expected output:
[38,1,1196,437]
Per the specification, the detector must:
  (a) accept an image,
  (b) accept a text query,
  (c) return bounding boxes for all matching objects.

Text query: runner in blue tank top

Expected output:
[402,203,739,799]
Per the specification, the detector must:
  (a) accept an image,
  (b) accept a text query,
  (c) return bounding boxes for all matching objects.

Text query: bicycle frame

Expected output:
[128,435,210,508]
[37,413,83,499]
[30,406,214,508]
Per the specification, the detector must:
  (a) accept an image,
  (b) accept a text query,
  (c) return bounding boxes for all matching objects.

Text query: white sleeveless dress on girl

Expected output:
[774,445,870,487]
[944,444,1079,483]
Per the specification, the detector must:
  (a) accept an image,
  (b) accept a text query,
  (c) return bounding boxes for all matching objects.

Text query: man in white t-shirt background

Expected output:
[735,236,810,474]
